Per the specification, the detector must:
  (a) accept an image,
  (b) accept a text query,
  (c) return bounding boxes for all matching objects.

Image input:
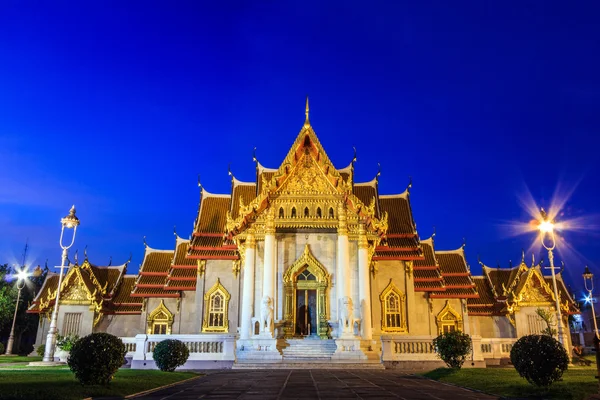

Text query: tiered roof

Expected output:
[27,258,142,316]
[468,258,579,316]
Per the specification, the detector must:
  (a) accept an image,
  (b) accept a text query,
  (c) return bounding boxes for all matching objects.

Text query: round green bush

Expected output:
[36,344,45,357]
[432,330,472,369]
[68,333,126,385]
[510,334,569,387]
[153,339,189,372]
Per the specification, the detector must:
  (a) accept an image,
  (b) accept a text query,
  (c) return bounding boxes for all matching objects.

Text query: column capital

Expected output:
[265,209,275,235]
[358,223,368,248]
[337,203,348,236]
[246,233,256,248]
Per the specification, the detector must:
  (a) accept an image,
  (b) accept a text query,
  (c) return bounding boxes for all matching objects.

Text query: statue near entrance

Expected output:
[260,296,274,334]
[339,296,354,335]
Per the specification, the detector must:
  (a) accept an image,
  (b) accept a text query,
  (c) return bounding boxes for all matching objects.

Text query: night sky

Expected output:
[1,2,598,295]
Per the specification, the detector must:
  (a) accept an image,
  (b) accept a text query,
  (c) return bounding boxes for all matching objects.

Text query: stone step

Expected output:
[233,360,385,370]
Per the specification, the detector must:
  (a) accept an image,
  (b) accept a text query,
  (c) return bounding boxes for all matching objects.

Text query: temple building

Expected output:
[28,101,579,368]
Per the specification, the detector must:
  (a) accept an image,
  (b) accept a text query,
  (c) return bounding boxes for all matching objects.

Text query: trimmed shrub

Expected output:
[153,339,190,372]
[36,344,45,357]
[510,334,569,387]
[0,342,4,354]
[432,331,472,369]
[68,333,126,385]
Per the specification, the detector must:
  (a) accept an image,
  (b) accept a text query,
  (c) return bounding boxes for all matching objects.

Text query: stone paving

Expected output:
[135,369,498,400]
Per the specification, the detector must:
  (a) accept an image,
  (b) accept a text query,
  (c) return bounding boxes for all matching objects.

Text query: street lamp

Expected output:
[42,205,80,363]
[583,266,599,338]
[537,207,565,345]
[4,268,32,355]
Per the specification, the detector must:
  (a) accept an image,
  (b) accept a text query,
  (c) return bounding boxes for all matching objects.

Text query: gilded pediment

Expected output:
[276,152,339,195]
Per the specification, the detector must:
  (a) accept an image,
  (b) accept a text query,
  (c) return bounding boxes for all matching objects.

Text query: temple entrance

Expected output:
[295,285,318,335]
[283,245,330,339]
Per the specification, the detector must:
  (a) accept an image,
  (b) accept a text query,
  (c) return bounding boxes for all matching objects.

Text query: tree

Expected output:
[536,308,557,337]
[432,330,473,369]
[0,264,18,330]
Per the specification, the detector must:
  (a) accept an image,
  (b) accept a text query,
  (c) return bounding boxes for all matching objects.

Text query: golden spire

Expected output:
[304,96,310,127]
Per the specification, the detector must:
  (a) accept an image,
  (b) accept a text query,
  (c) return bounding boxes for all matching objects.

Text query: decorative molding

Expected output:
[202,278,231,333]
[379,279,407,333]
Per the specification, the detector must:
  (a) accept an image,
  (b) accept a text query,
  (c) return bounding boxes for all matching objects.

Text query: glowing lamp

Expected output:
[538,207,554,234]
[61,205,80,229]
[16,269,30,282]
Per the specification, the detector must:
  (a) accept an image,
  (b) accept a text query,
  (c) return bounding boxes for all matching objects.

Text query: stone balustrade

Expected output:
[125,334,236,369]
[479,338,516,362]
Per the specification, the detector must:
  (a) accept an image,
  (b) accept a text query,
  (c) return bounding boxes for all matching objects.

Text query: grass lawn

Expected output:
[0,367,199,400]
[0,356,42,364]
[423,367,599,400]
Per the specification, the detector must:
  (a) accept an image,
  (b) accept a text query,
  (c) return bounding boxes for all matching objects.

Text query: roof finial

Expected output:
[197,174,202,190]
[531,252,535,267]
[352,146,357,164]
[108,256,112,266]
[461,237,466,249]
[74,249,79,264]
[127,252,132,263]
[143,236,148,248]
[432,226,436,238]
[407,176,413,193]
[228,163,233,179]
[521,248,525,264]
[305,96,310,125]
[252,147,257,163]
[84,245,88,260]
[174,225,177,237]
[478,254,484,266]
[376,163,381,181]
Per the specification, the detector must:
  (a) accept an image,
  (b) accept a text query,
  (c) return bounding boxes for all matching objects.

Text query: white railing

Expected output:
[381,335,488,363]
[381,335,439,361]
[121,337,137,357]
[122,334,236,369]
[480,338,517,359]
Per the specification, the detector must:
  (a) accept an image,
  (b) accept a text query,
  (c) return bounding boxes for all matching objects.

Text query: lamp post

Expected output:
[537,207,564,345]
[583,266,599,339]
[42,206,80,363]
[583,265,600,393]
[4,268,31,355]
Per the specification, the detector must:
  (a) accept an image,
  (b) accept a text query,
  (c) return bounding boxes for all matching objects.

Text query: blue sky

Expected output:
[0,1,598,294]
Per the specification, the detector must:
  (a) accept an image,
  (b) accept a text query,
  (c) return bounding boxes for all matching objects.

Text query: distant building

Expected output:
[28,102,579,368]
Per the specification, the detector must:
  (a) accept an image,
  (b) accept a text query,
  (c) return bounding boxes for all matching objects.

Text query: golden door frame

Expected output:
[283,245,330,339]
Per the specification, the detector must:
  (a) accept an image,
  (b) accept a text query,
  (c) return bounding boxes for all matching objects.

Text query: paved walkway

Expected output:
[134,370,497,400]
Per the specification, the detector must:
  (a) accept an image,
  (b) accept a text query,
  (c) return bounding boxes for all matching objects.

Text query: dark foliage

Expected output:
[152,339,190,372]
[36,343,45,357]
[432,331,472,369]
[68,333,126,385]
[510,334,569,387]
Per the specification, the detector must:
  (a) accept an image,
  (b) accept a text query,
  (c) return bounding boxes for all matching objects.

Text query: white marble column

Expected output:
[337,204,353,337]
[240,234,256,339]
[262,210,276,337]
[358,224,372,340]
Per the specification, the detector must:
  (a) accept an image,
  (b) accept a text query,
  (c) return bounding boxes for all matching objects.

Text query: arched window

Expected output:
[436,300,462,334]
[329,207,334,218]
[146,300,174,335]
[379,279,407,332]
[316,207,322,218]
[203,279,231,333]
[291,207,297,218]
[279,207,284,218]
[304,207,309,217]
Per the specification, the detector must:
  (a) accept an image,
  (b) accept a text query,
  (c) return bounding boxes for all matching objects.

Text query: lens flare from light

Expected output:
[539,220,554,234]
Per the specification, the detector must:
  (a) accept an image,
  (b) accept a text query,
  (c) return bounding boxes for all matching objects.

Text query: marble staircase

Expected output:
[281,338,337,360]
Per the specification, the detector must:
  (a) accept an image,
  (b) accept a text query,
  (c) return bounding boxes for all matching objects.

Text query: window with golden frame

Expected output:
[146,300,174,335]
[379,279,407,333]
[436,300,463,334]
[202,279,231,333]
